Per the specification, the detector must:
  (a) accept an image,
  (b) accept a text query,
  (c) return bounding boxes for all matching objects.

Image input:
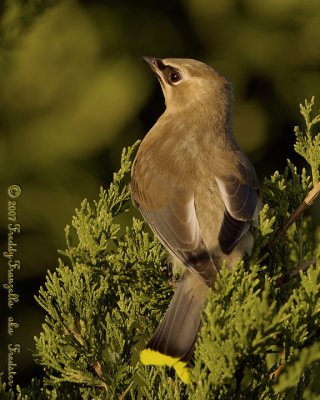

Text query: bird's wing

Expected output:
[215,174,258,254]
[132,181,217,286]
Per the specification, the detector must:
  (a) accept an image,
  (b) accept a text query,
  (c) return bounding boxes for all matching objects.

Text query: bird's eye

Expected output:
[168,69,182,84]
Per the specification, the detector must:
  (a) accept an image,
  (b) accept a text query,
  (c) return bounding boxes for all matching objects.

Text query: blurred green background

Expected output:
[1,0,320,387]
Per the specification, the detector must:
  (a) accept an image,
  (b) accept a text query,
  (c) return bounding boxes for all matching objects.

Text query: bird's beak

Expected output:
[143,56,157,71]
[143,56,165,73]
[143,56,167,90]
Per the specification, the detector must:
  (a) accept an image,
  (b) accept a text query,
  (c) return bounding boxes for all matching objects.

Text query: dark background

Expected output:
[1,0,320,387]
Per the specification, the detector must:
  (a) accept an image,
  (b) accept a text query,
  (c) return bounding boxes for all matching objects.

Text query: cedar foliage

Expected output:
[1,98,320,399]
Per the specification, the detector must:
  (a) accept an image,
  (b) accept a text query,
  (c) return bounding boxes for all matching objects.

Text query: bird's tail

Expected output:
[140,269,209,384]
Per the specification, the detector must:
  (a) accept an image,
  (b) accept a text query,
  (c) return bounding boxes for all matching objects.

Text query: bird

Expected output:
[130,56,259,384]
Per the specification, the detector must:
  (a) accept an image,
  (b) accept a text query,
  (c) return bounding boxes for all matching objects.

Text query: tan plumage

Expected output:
[131,57,259,383]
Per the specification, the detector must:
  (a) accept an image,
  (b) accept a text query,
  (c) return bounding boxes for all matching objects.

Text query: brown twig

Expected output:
[271,181,320,244]
[269,362,285,380]
[92,361,108,390]
[276,257,317,287]
[291,257,317,279]
[270,181,320,286]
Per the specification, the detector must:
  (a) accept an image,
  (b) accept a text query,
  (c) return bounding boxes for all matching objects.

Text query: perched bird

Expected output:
[131,57,259,383]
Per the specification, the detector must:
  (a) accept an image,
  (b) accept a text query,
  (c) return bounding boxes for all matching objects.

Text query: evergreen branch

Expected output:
[294,97,320,186]
[271,181,320,244]
[2,99,320,398]
[276,257,317,286]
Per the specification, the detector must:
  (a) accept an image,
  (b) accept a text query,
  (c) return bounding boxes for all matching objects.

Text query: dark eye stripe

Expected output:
[155,59,166,70]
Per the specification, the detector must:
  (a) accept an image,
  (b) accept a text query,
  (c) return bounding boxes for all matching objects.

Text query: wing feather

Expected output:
[216,175,258,254]
[136,190,217,287]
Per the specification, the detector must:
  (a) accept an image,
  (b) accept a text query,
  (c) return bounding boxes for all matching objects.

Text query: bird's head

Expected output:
[143,56,232,112]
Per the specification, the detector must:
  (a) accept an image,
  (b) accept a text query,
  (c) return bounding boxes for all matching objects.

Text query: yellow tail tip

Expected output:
[140,349,179,367]
[140,349,191,384]
[174,361,191,384]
